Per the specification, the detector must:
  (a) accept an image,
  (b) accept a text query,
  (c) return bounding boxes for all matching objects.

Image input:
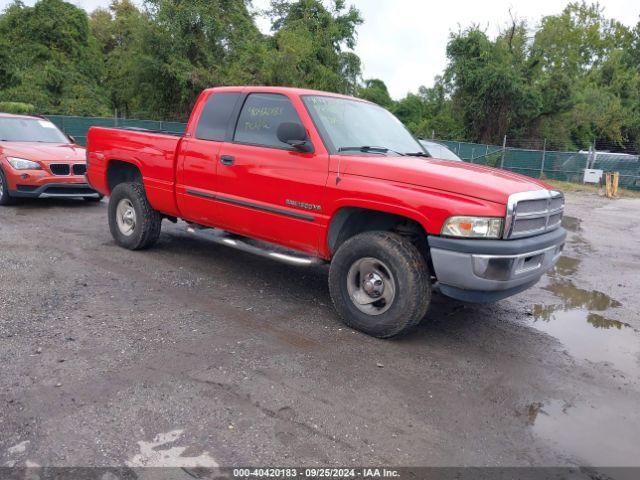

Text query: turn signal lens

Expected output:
[442,216,503,239]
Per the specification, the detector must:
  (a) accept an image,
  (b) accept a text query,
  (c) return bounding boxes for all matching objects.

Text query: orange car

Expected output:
[0,113,101,205]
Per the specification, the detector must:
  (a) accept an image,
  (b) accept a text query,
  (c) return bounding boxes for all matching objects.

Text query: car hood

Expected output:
[0,142,86,162]
[335,154,551,204]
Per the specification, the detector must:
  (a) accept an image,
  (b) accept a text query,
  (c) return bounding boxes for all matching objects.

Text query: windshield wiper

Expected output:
[404,152,431,157]
[338,146,405,156]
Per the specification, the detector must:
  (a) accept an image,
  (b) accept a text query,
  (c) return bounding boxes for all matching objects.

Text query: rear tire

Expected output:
[108,182,161,250]
[0,168,16,206]
[329,231,431,338]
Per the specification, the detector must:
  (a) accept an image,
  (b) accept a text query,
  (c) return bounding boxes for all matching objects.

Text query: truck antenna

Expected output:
[336,156,342,184]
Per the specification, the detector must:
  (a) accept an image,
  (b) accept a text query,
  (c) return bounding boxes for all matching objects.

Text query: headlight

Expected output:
[441,216,503,239]
[7,157,41,170]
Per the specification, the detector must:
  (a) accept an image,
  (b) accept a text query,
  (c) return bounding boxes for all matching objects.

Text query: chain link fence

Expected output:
[439,139,640,190]
[44,115,640,191]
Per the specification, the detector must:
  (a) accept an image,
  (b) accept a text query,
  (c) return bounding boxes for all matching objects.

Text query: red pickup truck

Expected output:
[87,86,566,338]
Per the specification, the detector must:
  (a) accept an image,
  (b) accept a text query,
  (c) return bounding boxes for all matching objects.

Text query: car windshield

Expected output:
[0,117,70,143]
[420,140,462,161]
[302,95,424,155]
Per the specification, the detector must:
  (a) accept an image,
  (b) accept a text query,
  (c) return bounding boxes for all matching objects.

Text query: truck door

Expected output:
[176,92,241,225]
[214,92,329,255]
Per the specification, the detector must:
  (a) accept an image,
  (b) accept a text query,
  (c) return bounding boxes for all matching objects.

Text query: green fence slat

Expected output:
[44,115,187,147]
[435,138,639,190]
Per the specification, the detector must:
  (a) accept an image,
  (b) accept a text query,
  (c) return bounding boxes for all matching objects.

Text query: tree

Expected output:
[444,23,537,144]
[0,0,110,115]
[528,2,638,149]
[357,79,393,108]
[267,0,363,94]
[90,0,154,117]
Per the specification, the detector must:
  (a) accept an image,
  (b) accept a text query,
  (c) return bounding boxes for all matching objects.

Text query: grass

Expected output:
[544,179,640,199]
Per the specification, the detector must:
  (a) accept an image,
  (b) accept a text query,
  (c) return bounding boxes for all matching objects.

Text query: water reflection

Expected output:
[531,399,640,466]
[543,279,622,311]
[528,210,640,467]
[587,313,630,330]
[527,213,637,377]
[561,215,581,232]
[552,256,580,276]
[530,309,638,378]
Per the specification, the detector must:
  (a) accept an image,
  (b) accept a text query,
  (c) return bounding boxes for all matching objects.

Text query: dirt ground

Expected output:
[0,190,639,470]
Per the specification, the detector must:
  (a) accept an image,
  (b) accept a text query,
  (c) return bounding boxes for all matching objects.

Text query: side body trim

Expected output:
[185,189,316,222]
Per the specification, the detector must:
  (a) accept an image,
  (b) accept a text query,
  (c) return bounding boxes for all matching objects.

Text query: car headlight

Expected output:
[441,216,503,239]
[7,157,41,170]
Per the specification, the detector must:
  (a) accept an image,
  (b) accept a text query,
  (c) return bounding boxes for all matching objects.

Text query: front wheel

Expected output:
[108,182,161,250]
[0,168,16,206]
[329,231,431,338]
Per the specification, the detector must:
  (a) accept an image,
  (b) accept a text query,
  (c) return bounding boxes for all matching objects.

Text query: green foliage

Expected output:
[0,0,363,120]
[437,2,640,150]
[0,101,36,114]
[0,0,111,115]
[369,3,640,153]
[0,0,638,153]
[357,79,393,108]
[266,0,363,94]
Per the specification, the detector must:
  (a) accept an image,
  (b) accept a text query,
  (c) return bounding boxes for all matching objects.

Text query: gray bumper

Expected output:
[10,183,100,199]
[429,228,567,303]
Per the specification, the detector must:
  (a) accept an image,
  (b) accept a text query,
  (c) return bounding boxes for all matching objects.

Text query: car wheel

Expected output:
[108,182,161,250]
[0,168,16,206]
[329,231,431,338]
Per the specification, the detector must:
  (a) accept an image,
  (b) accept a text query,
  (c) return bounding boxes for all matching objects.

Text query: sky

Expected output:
[2,0,639,99]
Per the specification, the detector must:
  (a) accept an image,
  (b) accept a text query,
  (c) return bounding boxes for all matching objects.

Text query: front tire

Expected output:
[329,231,431,338]
[108,182,161,250]
[0,168,16,206]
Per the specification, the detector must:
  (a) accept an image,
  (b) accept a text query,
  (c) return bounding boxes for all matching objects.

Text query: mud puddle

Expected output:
[529,262,638,378]
[527,216,639,378]
[561,215,581,232]
[529,295,639,465]
[530,308,638,378]
[530,398,640,466]
[526,214,640,465]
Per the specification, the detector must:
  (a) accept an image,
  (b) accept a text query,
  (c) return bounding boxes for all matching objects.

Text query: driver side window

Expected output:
[234,93,303,149]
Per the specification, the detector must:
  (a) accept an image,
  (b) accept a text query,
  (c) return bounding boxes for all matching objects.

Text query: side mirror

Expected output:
[277,122,313,153]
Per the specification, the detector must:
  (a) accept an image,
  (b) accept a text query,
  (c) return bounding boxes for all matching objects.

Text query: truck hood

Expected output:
[0,142,86,162]
[336,155,550,204]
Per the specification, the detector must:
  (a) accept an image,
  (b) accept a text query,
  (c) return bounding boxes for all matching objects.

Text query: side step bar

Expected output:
[186,225,325,267]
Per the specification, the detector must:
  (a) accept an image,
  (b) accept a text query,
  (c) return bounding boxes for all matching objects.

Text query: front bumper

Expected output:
[9,183,100,199]
[429,228,567,303]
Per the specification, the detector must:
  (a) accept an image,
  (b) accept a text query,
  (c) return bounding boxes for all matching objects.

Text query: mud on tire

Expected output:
[329,231,431,338]
[108,182,161,250]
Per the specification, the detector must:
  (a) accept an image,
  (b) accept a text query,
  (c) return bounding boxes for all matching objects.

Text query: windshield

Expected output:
[0,117,70,143]
[302,95,424,155]
[420,140,462,161]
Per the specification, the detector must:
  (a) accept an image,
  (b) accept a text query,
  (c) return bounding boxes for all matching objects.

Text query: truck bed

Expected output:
[86,126,183,217]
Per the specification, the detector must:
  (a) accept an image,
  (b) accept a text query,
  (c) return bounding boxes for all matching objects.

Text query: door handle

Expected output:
[220,155,235,166]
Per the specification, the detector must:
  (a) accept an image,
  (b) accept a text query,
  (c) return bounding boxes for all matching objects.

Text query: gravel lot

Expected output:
[0,191,639,469]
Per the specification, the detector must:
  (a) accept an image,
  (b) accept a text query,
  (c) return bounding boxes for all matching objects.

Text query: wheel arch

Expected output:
[106,159,143,194]
[326,206,432,263]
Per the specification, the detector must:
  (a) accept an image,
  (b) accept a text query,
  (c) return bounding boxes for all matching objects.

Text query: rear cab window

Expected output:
[234,93,303,149]
[195,92,241,141]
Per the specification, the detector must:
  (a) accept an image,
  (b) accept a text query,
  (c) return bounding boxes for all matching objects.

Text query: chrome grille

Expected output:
[505,190,564,239]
